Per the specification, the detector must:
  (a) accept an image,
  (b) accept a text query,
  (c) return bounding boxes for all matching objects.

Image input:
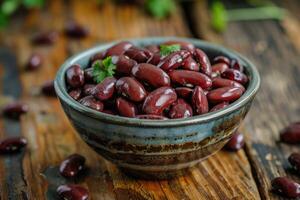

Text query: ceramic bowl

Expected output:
[54,37,260,179]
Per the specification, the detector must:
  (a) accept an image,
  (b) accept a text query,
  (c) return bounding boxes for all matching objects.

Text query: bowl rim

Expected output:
[54,37,260,127]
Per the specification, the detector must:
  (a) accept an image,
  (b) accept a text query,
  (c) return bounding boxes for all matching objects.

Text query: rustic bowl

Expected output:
[54,37,260,179]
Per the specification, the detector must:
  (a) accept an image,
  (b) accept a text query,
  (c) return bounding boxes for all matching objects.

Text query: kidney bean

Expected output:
[221,69,248,85]
[191,86,209,115]
[116,77,147,102]
[169,70,212,90]
[64,21,89,39]
[101,109,117,115]
[224,132,244,151]
[193,48,212,76]
[213,56,230,66]
[3,102,29,119]
[79,96,103,111]
[83,84,95,96]
[41,80,56,97]
[175,87,193,99]
[162,40,195,52]
[147,52,161,65]
[89,52,106,67]
[32,31,58,45]
[59,154,86,178]
[210,102,229,112]
[26,53,42,71]
[288,152,300,173]
[212,77,245,92]
[142,87,177,115]
[132,63,170,88]
[182,57,199,71]
[207,87,244,104]
[66,64,85,88]
[169,99,193,119]
[280,122,300,144]
[0,137,27,154]
[105,41,133,57]
[116,97,137,117]
[145,44,160,53]
[124,46,152,63]
[135,115,168,120]
[57,184,88,200]
[158,50,191,71]
[112,55,137,76]
[69,89,82,101]
[231,59,244,72]
[212,63,229,74]
[83,68,94,83]
[91,77,116,101]
[271,177,300,198]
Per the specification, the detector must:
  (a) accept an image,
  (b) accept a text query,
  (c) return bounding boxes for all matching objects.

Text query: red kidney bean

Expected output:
[57,184,88,200]
[211,63,229,74]
[105,41,133,57]
[158,50,191,71]
[212,77,245,92]
[182,57,199,71]
[26,53,42,71]
[66,64,85,88]
[162,40,195,52]
[288,152,300,173]
[41,80,56,97]
[280,122,300,144]
[59,154,86,178]
[193,48,212,76]
[169,70,212,90]
[89,52,106,67]
[224,132,244,151]
[175,87,193,99]
[32,31,58,45]
[116,97,137,117]
[135,115,168,120]
[142,87,177,115]
[124,46,152,63]
[101,109,117,115]
[207,86,244,104]
[147,52,161,65]
[213,56,230,66]
[145,44,160,53]
[169,99,193,119]
[112,55,137,76]
[191,86,209,115]
[92,77,116,100]
[231,59,244,72]
[82,84,95,96]
[271,177,300,198]
[64,21,89,39]
[221,69,248,85]
[69,89,82,101]
[0,137,27,154]
[79,96,103,111]
[3,102,29,119]
[210,102,229,112]
[116,77,147,102]
[83,68,94,83]
[132,63,170,88]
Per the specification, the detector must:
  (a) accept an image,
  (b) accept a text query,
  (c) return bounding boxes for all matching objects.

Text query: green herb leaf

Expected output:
[211,1,227,33]
[23,0,44,8]
[145,0,175,19]
[160,44,180,56]
[1,0,20,15]
[92,56,116,83]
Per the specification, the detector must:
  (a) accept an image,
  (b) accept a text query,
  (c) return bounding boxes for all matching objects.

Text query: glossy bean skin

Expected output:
[116,77,147,102]
[116,97,137,117]
[69,89,82,101]
[92,77,116,101]
[135,115,168,120]
[175,87,193,99]
[158,50,191,71]
[231,59,244,72]
[83,68,94,83]
[105,41,133,57]
[66,64,85,88]
[169,70,212,90]
[145,45,160,53]
[26,53,42,71]
[280,122,300,144]
[32,31,58,45]
[193,48,212,76]
[83,84,95,96]
[124,46,152,63]
[64,21,89,39]
[213,56,230,66]
[288,153,300,173]
[112,55,137,76]
[221,69,248,85]
[210,102,229,112]
[142,87,177,115]
[0,137,27,154]
[57,184,89,200]
[224,132,244,151]
[169,99,193,119]
[162,40,195,52]
[182,57,199,71]
[59,154,86,178]
[132,63,170,88]
[41,81,56,97]
[79,96,103,111]
[211,63,229,74]
[212,77,245,92]
[271,177,300,198]
[89,52,106,67]
[207,86,244,104]
[147,52,161,65]
[3,102,29,119]
[191,86,209,115]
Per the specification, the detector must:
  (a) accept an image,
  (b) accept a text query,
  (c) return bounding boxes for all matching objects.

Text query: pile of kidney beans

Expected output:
[65,40,249,120]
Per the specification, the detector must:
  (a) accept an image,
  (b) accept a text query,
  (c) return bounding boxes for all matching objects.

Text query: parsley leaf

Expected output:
[145,0,175,19]
[92,56,116,83]
[160,44,180,56]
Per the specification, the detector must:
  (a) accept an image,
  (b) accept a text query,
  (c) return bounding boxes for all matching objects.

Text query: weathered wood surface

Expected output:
[0,0,299,199]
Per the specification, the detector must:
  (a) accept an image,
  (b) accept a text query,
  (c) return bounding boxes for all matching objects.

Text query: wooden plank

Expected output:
[0,0,260,199]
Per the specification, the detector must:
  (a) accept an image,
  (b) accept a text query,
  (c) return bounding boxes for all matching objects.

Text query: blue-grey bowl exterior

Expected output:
[55,37,260,179]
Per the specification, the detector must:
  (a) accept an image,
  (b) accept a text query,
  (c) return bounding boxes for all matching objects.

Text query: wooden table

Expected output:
[0,0,299,199]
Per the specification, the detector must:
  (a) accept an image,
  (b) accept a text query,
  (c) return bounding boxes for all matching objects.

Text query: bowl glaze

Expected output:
[55,37,260,179]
